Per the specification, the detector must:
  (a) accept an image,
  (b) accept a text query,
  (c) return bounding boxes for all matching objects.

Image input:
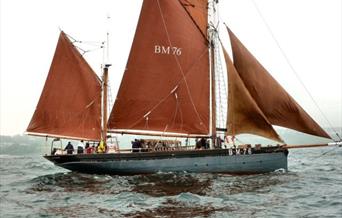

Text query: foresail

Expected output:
[26,31,102,141]
[108,0,210,135]
[222,46,283,142]
[226,27,331,139]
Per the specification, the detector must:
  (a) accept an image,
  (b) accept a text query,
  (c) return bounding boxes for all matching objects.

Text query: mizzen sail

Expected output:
[108,0,210,135]
[26,31,102,141]
[222,46,283,142]
[227,27,330,139]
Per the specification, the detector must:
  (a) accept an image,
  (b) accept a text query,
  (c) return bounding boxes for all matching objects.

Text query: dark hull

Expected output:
[45,148,288,175]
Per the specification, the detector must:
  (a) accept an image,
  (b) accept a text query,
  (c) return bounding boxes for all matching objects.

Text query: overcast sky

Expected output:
[0,0,341,136]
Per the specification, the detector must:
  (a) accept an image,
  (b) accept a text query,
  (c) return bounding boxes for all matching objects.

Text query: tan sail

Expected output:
[179,0,208,38]
[222,46,283,142]
[26,31,102,141]
[227,27,331,139]
[108,0,210,135]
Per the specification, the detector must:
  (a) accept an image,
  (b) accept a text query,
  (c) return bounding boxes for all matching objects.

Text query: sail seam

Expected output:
[170,92,183,131]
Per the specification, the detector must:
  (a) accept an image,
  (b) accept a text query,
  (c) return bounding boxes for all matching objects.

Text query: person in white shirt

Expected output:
[77,140,85,154]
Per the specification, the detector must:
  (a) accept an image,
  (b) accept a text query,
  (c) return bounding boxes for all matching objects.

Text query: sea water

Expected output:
[0,136,341,217]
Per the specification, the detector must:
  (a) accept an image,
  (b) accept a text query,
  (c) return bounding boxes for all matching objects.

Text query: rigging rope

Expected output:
[65,32,104,56]
[171,92,184,130]
[213,32,228,131]
[314,146,338,159]
[251,0,341,141]
[80,47,104,56]
[107,80,114,116]
[298,145,340,165]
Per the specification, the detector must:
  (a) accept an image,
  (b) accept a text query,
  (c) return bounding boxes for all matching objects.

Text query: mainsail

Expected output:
[26,31,102,141]
[226,27,331,139]
[108,0,210,136]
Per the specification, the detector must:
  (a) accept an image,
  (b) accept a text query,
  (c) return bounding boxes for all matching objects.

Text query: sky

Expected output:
[0,0,341,137]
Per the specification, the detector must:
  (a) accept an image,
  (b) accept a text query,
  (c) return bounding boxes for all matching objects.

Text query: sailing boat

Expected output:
[27,0,334,175]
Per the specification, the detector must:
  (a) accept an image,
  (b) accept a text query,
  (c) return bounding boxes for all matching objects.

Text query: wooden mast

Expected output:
[208,0,218,147]
[102,64,110,145]
[210,45,216,147]
[102,27,111,146]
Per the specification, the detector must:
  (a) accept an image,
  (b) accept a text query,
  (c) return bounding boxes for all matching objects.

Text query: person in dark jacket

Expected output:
[132,139,139,152]
[200,138,207,149]
[132,139,144,152]
[64,142,74,154]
